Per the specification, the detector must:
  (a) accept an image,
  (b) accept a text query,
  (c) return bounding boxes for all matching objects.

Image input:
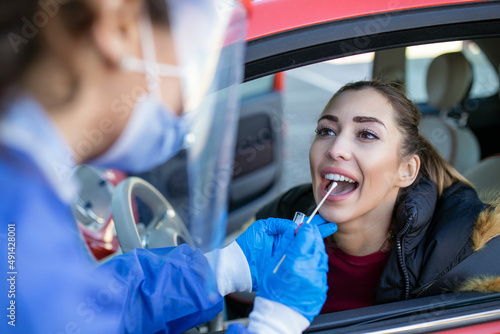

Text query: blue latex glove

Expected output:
[236,216,336,291]
[258,224,328,322]
[236,218,295,291]
[306,214,337,237]
[226,322,255,334]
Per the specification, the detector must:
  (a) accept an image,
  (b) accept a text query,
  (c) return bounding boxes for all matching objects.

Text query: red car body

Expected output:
[247,0,485,40]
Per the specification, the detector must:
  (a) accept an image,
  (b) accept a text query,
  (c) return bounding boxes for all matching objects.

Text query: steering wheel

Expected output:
[111,176,195,253]
[112,177,224,333]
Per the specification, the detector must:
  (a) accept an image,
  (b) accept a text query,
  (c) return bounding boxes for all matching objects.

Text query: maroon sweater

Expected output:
[321,239,390,313]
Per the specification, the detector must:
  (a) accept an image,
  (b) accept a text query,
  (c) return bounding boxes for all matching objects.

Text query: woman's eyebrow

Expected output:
[318,115,385,128]
[318,115,338,122]
[353,116,386,128]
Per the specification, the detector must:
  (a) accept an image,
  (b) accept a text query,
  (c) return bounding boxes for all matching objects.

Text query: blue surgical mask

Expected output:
[89,96,187,173]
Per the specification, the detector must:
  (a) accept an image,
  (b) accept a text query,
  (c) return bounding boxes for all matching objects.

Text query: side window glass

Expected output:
[462,41,499,99]
[280,53,373,191]
[405,41,499,104]
[240,75,274,100]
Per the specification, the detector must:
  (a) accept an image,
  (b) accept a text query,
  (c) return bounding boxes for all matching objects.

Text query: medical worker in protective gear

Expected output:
[0,0,336,333]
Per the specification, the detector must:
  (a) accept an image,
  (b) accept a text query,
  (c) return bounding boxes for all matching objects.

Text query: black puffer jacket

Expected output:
[256,177,500,304]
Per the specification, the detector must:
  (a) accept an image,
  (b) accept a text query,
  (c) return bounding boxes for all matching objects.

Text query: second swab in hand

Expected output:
[273,182,338,274]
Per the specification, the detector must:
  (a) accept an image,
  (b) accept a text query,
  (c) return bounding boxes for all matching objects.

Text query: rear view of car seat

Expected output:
[419,52,481,174]
[464,155,500,204]
[463,64,500,204]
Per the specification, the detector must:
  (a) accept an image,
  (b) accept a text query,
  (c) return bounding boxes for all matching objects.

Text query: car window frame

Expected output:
[244,2,500,81]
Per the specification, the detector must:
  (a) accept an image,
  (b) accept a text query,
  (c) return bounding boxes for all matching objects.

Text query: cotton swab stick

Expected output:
[294,181,338,234]
[273,182,338,274]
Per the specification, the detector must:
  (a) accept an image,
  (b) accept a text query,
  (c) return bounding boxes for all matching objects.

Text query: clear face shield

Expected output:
[167,0,247,253]
[106,0,247,277]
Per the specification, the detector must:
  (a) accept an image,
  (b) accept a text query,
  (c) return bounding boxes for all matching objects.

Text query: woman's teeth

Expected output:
[324,173,356,183]
[324,173,359,195]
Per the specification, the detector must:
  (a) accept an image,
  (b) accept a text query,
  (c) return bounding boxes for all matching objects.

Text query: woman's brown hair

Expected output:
[0,0,168,109]
[0,1,95,104]
[323,80,470,197]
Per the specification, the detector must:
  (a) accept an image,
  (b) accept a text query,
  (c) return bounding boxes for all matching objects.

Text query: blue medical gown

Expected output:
[0,148,226,333]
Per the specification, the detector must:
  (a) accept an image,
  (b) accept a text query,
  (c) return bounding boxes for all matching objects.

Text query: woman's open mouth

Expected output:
[324,173,359,196]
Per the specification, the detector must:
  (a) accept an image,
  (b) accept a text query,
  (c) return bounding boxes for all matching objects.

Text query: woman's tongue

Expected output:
[329,181,357,195]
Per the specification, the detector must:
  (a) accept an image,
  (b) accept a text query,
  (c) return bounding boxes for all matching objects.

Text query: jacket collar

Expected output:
[394,177,438,249]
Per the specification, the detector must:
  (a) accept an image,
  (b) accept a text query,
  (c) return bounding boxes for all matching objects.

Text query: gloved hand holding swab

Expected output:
[273,181,338,274]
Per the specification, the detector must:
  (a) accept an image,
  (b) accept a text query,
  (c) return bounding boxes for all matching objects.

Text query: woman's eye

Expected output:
[358,130,379,140]
[315,127,336,137]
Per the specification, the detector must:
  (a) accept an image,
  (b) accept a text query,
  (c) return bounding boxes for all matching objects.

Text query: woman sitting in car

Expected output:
[256,80,500,312]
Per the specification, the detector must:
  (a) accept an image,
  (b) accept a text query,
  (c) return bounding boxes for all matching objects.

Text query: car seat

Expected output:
[419,51,481,174]
[463,155,500,204]
[462,64,500,204]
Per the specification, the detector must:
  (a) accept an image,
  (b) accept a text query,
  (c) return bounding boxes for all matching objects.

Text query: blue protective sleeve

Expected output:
[98,246,224,333]
[226,322,256,334]
[0,151,223,334]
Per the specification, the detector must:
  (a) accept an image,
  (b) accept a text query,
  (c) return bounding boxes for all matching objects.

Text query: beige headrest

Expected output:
[464,156,500,204]
[426,52,473,110]
[418,115,480,173]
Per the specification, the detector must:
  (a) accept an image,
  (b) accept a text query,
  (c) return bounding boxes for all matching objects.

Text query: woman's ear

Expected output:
[91,0,144,67]
[396,155,420,188]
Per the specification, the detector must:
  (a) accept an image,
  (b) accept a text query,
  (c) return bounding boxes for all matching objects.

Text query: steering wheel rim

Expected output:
[112,176,194,253]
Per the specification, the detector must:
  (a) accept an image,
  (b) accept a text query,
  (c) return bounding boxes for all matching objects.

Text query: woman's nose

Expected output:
[326,134,352,161]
